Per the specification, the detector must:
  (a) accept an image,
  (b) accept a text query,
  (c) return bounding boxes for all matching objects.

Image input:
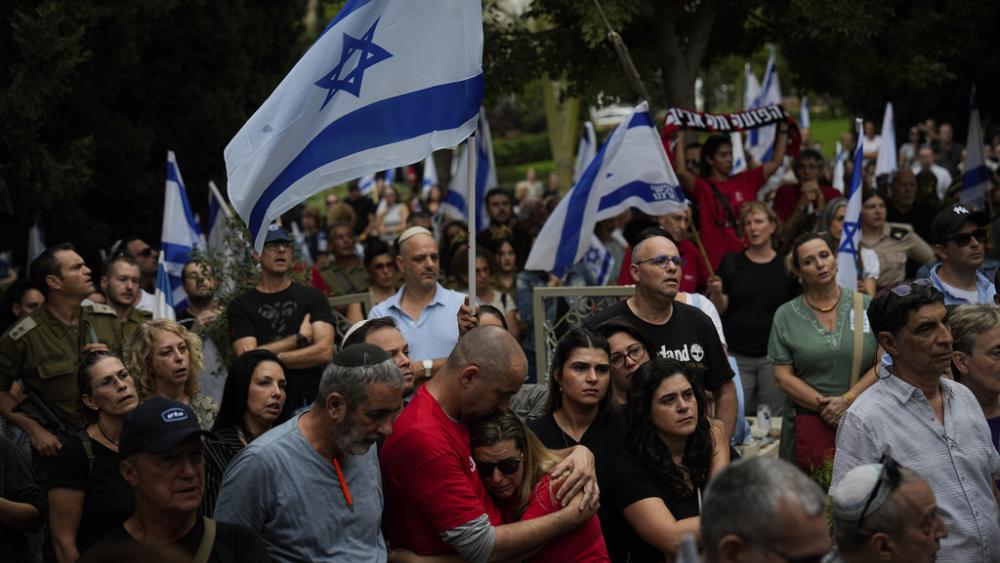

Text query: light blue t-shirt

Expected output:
[368,283,466,361]
[214,414,387,563]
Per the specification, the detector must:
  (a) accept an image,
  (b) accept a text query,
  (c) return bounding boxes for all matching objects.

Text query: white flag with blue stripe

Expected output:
[225,0,484,250]
[874,102,897,177]
[962,87,988,212]
[154,253,176,321]
[799,96,810,129]
[526,103,687,277]
[747,51,781,164]
[421,154,439,197]
[442,108,497,227]
[730,132,748,175]
[832,140,846,193]
[161,151,204,313]
[358,173,376,195]
[573,122,597,183]
[836,121,865,291]
[743,62,760,110]
[583,235,615,285]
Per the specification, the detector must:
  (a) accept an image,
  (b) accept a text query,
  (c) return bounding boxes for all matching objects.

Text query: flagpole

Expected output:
[208,180,234,219]
[592,0,650,105]
[853,117,864,284]
[466,134,477,307]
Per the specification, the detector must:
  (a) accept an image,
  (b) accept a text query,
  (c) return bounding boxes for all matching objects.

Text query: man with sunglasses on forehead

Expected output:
[829,457,948,563]
[925,205,996,305]
[591,227,737,441]
[832,279,1000,562]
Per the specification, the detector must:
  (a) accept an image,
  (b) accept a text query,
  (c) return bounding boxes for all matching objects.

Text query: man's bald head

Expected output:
[633,232,678,263]
[447,325,526,421]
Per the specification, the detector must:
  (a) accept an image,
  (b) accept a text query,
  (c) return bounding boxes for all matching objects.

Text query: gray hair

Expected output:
[833,468,919,553]
[703,457,826,562]
[948,304,1000,355]
[315,357,402,409]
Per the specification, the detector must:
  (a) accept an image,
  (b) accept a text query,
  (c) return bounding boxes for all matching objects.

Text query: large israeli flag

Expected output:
[836,121,865,291]
[962,87,988,212]
[442,108,497,227]
[874,102,897,177]
[573,122,597,183]
[526,103,687,277]
[225,0,484,250]
[747,51,781,164]
[161,151,204,313]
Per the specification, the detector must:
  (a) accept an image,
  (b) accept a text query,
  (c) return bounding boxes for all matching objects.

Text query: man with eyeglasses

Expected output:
[227,224,336,417]
[591,227,737,441]
[925,205,997,305]
[703,457,832,563]
[829,458,948,563]
[832,279,1000,562]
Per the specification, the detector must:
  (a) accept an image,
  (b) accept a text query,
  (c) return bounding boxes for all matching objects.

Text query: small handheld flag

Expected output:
[442,108,497,227]
[161,151,204,313]
[961,86,988,212]
[874,102,897,178]
[836,119,865,291]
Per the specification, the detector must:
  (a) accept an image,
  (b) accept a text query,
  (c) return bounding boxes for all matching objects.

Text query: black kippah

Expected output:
[333,342,391,367]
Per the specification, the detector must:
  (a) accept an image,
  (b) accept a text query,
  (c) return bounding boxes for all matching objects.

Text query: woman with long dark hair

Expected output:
[595,317,654,406]
[608,358,728,562]
[200,349,287,515]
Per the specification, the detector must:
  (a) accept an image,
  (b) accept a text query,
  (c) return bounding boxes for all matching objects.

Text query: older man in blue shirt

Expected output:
[369,227,466,381]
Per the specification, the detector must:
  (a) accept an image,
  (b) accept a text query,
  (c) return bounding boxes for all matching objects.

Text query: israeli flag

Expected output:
[421,154,439,197]
[747,51,781,164]
[583,235,615,286]
[27,220,46,263]
[874,102,897,177]
[161,151,204,313]
[799,96,810,130]
[442,108,497,227]
[153,253,176,321]
[225,0,484,250]
[962,87,988,211]
[836,120,865,291]
[832,140,846,193]
[730,132,748,175]
[743,62,760,110]
[526,103,687,277]
[358,173,376,195]
[384,167,396,186]
[573,122,598,184]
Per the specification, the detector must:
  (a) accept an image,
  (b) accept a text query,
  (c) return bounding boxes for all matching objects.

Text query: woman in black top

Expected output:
[705,201,797,417]
[596,316,654,406]
[49,352,139,562]
[201,350,287,516]
[609,358,728,563]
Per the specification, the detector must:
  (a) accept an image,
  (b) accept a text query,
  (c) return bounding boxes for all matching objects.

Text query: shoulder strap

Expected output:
[850,291,864,387]
[706,180,744,239]
[78,429,95,477]
[193,517,217,563]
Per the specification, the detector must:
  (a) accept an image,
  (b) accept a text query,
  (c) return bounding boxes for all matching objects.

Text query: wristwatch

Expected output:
[296,333,310,349]
[422,359,433,379]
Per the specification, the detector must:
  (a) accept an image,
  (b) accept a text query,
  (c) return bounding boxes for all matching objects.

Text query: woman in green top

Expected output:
[768,232,878,471]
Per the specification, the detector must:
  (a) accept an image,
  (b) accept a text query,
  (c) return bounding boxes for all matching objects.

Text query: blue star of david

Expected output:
[584,247,601,264]
[839,220,860,255]
[314,19,392,111]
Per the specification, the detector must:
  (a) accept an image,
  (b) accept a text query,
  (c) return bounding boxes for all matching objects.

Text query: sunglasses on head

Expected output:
[858,454,902,531]
[476,455,522,478]
[946,228,987,247]
[888,277,933,298]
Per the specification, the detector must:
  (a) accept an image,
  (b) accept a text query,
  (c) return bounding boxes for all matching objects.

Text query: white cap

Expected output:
[398,226,433,246]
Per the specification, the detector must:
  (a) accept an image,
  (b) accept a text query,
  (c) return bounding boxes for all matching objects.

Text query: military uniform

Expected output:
[861,221,935,289]
[120,305,152,345]
[318,261,369,296]
[0,303,122,425]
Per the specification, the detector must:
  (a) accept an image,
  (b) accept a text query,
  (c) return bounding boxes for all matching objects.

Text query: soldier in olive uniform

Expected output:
[100,252,152,344]
[319,221,369,296]
[0,244,122,461]
[858,190,934,289]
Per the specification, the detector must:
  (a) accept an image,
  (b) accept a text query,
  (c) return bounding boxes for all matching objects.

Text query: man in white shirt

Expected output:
[911,147,953,202]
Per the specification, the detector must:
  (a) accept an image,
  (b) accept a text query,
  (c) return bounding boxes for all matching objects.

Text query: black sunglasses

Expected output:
[476,456,522,478]
[858,454,902,530]
[946,228,987,247]
[888,277,933,298]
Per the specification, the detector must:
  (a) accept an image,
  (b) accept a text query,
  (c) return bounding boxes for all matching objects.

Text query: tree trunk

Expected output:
[542,78,580,194]
[654,0,718,110]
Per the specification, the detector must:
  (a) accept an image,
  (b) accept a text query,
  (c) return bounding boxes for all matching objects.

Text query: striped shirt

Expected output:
[832,367,1000,563]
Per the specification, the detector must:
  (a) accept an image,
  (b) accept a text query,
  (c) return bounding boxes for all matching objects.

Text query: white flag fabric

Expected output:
[832,141,846,193]
[573,121,598,184]
[27,221,46,263]
[225,0,484,250]
[747,51,781,164]
[161,151,203,312]
[874,102,897,177]
[153,253,177,321]
[526,103,687,276]
[730,132,748,175]
[743,63,760,111]
[799,96,810,130]
[421,154,439,197]
[442,108,498,227]
[582,235,615,286]
[962,87,988,211]
[836,124,866,291]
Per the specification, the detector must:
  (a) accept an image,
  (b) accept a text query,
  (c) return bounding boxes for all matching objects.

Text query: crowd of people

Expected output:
[0,118,999,563]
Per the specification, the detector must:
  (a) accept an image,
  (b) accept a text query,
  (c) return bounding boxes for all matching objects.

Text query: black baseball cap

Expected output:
[119,396,210,458]
[930,205,989,244]
[264,223,292,244]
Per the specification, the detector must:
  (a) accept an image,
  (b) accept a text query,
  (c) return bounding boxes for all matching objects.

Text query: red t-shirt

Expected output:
[616,241,708,293]
[693,166,766,269]
[521,475,610,563]
[380,385,502,555]
[771,183,843,222]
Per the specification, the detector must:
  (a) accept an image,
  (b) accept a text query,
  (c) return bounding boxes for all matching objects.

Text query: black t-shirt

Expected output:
[48,433,134,553]
[227,283,335,415]
[886,201,936,243]
[87,517,271,563]
[0,435,44,562]
[591,300,733,391]
[478,221,533,268]
[608,450,702,563]
[347,196,376,236]
[717,252,799,357]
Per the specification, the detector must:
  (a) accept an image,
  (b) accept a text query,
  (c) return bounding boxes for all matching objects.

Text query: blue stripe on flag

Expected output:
[443,189,466,215]
[597,181,685,211]
[248,73,484,241]
[167,162,202,236]
[162,241,193,264]
[628,111,654,129]
[553,147,609,276]
[963,165,991,187]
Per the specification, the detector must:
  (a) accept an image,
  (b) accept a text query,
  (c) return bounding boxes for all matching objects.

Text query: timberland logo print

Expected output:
[658,343,704,363]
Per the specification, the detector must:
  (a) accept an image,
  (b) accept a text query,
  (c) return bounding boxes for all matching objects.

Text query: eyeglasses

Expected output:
[634,255,684,269]
[736,535,830,563]
[858,454,902,531]
[476,455,523,478]
[610,343,647,368]
[946,228,987,247]
[888,278,933,297]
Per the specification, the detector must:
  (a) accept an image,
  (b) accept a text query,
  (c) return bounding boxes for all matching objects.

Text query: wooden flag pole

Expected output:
[687,220,715,277]
[208,180,234,219]
[467,134,477,307]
